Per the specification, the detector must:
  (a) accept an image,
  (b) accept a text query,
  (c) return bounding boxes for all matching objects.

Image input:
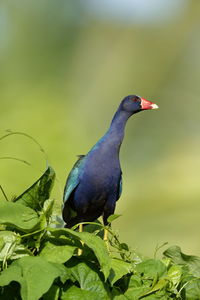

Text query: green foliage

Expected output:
[0,167,200,299]
[13,166,55,211]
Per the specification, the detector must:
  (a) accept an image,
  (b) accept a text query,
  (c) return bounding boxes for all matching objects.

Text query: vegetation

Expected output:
[0,166,200,300]
[1,1,200,257]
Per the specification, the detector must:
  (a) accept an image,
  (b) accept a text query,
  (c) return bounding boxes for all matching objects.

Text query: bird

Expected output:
[62,95,158,234]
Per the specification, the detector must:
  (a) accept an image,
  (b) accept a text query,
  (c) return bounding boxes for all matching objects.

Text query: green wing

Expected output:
[63,155,85,204]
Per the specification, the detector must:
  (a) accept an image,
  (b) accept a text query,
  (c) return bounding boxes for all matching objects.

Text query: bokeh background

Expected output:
[1,0,200,256]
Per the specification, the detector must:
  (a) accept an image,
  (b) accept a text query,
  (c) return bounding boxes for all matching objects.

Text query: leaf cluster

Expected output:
[0,167,200,299]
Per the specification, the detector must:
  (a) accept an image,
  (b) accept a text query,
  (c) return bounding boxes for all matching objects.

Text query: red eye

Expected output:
[131,96,140,102]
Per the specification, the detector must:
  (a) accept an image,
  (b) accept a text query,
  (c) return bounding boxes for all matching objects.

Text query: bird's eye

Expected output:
[132,96,140,103]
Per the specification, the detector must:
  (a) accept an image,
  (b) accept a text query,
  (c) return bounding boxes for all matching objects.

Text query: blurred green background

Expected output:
[1,0,200,256]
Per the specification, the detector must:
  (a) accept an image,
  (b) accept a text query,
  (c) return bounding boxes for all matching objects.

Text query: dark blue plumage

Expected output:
[62,95,158,227]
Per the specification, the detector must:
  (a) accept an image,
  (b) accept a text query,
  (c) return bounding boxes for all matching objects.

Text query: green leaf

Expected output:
[65,258,110,299]
[0,256,66,300]
[62,285,102,300]
[0,264,22,286]
[43,199,54,223]
[113,295,127,300]
[167,265,182,287]
[142,290,170,299]
[0,231,18,262]
[124,286,151,300]
[113,274,150,299]
[164,245,200,277]
[49,261,71,285]
[78,231,111,280]
[0,231,32,263]
[9,244,32,260]
[14,166,55,211]
[181,276,200,300]
[144,278,168,296]
[83,220,103,236]
[49,228,111,280]
[128,274,142,288]
[39,241,76,264]
[136,259,167,278]
[119,242,129,251]
[109,258,133,285]
[107,214,121,223]
[43,285,60,300]
[0,201,39,232]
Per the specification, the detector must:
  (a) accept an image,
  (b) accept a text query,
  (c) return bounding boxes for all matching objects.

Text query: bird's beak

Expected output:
[141,98,159,110]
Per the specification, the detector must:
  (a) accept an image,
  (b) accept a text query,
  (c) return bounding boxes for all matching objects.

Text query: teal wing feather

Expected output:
[63,155,85,204]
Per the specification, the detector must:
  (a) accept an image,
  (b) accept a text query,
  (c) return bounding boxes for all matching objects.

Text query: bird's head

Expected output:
[121,95,158,114]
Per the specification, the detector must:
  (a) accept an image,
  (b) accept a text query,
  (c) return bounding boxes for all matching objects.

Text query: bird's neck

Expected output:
[89,108,132,157]
[110,108,131,131]
[95,109,131,153]
[107,109,131,145]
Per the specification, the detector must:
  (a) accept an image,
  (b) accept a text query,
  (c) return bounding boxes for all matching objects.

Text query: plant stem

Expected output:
[0,185,9,201]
